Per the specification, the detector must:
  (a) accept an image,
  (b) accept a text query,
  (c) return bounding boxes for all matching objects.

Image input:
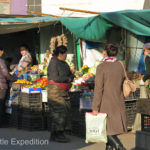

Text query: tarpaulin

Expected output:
[101,9,150,36]
[0,16,58,34]
[59,16,113,42]
[59,9,150,41]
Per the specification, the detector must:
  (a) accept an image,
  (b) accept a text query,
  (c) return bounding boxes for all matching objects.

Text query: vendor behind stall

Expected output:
[13,44,32,74]
[47,45,74,143]
[140,43,150,85]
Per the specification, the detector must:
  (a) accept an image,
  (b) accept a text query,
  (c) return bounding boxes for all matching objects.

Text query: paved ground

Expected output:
[0,128,136,150]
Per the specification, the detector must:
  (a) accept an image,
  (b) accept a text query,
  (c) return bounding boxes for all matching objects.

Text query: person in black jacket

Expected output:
[47,45,74,143]
[140,43,150,85]
[0,47,15,127]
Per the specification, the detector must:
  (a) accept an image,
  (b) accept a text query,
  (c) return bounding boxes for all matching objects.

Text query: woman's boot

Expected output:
[106,143,113,150]
[54,131,70,143]
[107,135,126,150]
[49,131,56,141]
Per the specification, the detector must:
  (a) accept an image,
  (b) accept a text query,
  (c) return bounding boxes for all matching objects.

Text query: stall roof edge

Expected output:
[0,14,35,18]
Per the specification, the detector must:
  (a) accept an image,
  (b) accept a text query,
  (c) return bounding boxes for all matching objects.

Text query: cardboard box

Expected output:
[21,87,42,94]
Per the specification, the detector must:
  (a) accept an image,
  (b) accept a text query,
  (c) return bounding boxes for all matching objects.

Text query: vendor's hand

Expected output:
[13,70,19,75]
[140,79,145,86]
[92,110,99,115]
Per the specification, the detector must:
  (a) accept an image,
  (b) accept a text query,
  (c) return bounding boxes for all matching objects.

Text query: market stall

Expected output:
[3,10,150,137]
[5,51,50,131]
[5,52,142,135]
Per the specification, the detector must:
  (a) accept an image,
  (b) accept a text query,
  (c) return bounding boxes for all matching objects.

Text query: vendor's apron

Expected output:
[47,84,71,132]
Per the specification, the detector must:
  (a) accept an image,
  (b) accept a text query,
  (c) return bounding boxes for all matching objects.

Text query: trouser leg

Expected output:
[0,89,6,126]
[107,135,126,150]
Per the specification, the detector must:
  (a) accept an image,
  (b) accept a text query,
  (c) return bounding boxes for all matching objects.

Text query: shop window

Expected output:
[27,0,41,13]
[0,0,10,14]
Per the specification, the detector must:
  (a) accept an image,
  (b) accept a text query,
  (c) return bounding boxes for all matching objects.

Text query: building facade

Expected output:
[0,0,150,16]
[0,0,42,15]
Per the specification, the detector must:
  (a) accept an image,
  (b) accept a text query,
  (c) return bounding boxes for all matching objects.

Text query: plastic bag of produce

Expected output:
[85,112,107,143]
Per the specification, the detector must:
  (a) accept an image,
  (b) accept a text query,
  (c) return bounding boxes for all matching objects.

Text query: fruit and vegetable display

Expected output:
[14,77,49,90]
[14,79,32,85]
[82,89,94,99]
[75,65,89,77]
[25,78,48,89]
[71,63,96,91]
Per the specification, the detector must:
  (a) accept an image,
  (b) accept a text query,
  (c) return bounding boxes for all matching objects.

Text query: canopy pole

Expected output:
[76,39,81,70]
[59,7,100,15]
[27,11,59,18]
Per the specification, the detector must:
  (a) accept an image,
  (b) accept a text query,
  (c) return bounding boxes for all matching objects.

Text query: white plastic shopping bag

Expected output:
[85,112,107,143]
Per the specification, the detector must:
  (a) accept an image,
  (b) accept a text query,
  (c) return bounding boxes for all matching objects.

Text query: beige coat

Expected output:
[92,61,127,136]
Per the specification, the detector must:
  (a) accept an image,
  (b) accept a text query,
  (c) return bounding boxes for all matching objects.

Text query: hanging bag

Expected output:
[119,61,136,98]
[85,112,107,143]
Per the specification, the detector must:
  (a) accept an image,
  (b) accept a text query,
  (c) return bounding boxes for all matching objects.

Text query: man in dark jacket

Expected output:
[0,47,15,126]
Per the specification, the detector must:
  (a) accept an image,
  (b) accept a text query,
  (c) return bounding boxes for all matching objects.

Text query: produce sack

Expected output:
[85,112,107,143]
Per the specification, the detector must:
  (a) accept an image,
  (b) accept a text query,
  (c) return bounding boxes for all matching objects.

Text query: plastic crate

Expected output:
[71,109,91,138]
[141,114,150,132]
[69,91,82,107]
[134,88,140,99]
[47,116,52,131]
[20,107,42,116]
[21,115,44,131]
[125,88,140,100]
[20,93,42,103]
[125,99,137,128]
[21,102,42,109]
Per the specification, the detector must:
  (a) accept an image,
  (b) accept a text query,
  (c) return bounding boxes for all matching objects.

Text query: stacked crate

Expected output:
[71,108,91,137]
[125,99,137,128]
[11,92,22,129]
[20,93,44,131]
[70,91,90,137]
[42,102,50,131]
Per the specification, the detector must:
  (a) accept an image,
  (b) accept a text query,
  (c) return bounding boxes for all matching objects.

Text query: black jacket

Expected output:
[47,57,74,83]
[143,56,150,82]
[0,57,15,89]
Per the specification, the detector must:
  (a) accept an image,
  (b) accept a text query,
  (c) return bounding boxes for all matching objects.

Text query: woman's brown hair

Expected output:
[105,43,118,57]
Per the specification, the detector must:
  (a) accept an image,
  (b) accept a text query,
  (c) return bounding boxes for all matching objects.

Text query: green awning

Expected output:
[59,9,150,41]
[59,15,113,42]
[1,10,150,39]
[101,9,150,36]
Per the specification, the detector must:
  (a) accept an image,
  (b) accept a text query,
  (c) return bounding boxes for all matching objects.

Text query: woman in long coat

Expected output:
[92,44,127,150]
